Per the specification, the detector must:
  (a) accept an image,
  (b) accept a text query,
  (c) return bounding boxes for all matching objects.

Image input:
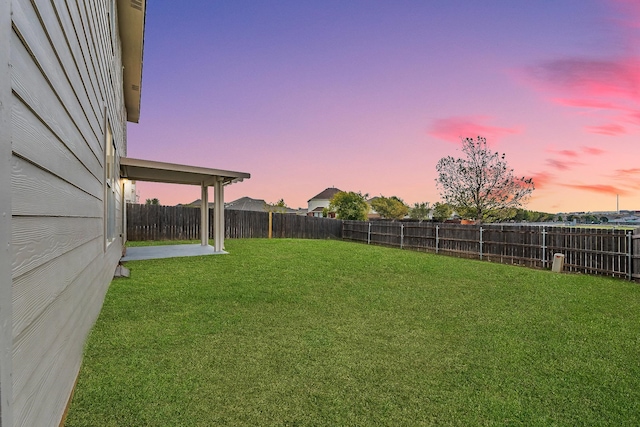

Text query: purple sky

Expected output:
[128,0,640,213]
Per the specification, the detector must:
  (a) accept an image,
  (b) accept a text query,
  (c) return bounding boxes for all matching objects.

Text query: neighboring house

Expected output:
[180,198,215,209]
[1,2,249,426]
[226,196,298,214]
[124,179,139,204]
[307,187,341,218]
[610,215,640,225]
[225,196,269,212]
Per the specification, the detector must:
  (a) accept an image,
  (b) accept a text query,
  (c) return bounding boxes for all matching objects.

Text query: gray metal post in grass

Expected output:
[628,232,633,281]
[542,227,547,269]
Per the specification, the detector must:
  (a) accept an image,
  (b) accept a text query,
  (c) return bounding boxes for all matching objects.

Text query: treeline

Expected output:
[509,211,611,224]
[507,209,557,223]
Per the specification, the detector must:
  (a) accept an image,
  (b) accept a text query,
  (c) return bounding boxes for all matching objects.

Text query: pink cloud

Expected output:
[552,98,623,110]
[522,17,640,134]
[581,146,606,155]
[613,169,640,188]
[585,123,627,135]
[531,57,640,100]
[629,110,640,124]
[529,171,553,190]
[429,116,520,143]
[546,159,582,171]
[615,167,640,177]
[561,183,630,196]
[557,149,578,158]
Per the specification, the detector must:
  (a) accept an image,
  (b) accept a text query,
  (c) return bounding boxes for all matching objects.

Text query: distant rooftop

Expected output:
[308,187,341,202]
[225,196,268,212]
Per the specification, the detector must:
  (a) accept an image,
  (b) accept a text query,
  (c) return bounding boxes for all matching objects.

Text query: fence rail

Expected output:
[343,221,637,280]
[126,204,342,241]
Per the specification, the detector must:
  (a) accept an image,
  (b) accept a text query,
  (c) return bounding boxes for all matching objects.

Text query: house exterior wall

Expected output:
[1,0,13,425]
[308,199,330,214]
[8,0,128,425]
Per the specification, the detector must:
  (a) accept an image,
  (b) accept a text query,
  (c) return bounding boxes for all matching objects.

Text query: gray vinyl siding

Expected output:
[9,0,127,426]
[1,0,13,424]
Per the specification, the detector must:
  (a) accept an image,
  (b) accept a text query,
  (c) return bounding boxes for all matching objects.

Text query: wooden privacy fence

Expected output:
[222,210,342,239]
[126,204,342,241]
[343,221,639,281]
[127,204,200,240]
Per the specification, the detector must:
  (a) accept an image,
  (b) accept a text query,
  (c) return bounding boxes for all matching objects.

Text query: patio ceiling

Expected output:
[120,157,250,186]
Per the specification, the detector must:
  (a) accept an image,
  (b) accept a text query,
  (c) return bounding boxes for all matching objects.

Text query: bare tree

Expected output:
[435,136,534,222]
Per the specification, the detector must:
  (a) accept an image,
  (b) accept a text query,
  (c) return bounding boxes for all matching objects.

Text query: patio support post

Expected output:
[200,184,209,246]
[214,177,224,252]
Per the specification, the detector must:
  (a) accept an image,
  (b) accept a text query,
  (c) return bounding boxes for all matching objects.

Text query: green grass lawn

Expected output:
[66,239,640,426]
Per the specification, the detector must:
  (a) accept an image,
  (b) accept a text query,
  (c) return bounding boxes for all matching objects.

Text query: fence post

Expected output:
[479,227,483,260]
[542,227,547,268]
[268,211,273,239]
[400,223,404,249]
[367,222,371,245]
[628,231,633,281]
[435,225,439,254]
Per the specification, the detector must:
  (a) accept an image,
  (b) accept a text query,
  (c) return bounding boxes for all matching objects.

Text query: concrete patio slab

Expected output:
[121,244,227,261]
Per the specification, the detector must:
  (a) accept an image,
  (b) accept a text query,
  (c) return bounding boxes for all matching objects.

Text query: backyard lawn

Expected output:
[66,239,640,426]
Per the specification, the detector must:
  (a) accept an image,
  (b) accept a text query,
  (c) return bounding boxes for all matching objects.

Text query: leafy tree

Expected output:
[499,208,556,223]
[409,202,431,221]
[584,214,599,224]
[435,136,534,223]
[145,198,159,205]
[600,216,609,223]
[538,213,551,222]
[370,196,409,220]
[329,191,369,221]
[431,202,453,222]
[266,198,288,213]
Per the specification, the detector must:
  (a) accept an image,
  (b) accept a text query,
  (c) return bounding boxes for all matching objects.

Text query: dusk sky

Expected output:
[127,0,640,213]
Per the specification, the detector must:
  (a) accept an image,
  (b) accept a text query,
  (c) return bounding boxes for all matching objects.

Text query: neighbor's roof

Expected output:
[308,187,341,202]
[180,199,214,208]
[118,0,146,123]
[225,197,268,212]
[120,157,250,186]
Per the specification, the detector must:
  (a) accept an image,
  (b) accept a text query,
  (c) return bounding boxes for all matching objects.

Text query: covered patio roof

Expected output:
[120,157,250,185]
[120,157,250,252]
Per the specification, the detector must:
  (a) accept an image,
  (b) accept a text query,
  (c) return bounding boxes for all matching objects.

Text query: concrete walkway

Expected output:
[121,244,227,261]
